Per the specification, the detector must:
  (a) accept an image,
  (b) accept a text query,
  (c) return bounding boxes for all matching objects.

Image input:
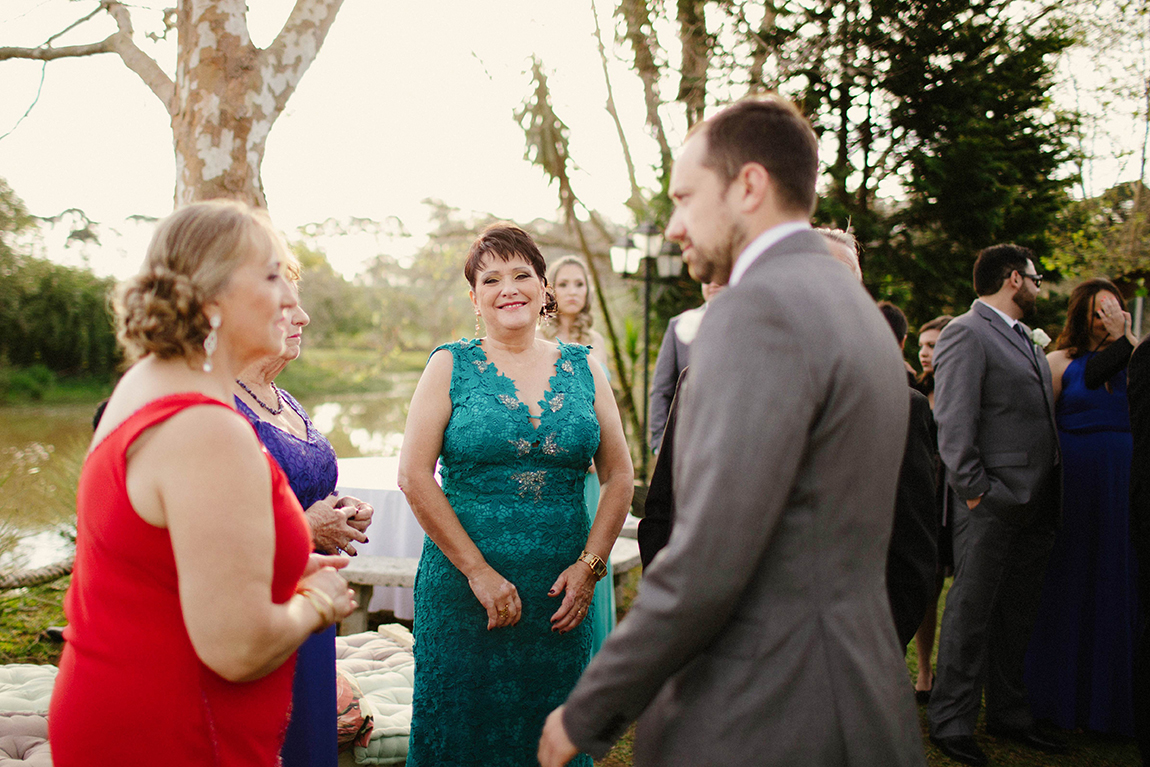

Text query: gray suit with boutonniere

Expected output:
[928,298,1061,742]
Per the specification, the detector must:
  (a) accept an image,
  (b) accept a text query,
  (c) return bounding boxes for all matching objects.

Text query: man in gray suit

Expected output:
[927,244,1064,766]
[539,96,925,767]
[648,281,722,453]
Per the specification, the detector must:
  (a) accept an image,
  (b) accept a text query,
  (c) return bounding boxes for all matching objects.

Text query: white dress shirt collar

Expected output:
[976,299,1020,329]
[727,221,811,287]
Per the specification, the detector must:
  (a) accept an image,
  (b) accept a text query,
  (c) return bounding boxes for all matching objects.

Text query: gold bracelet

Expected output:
[297,587,335,627]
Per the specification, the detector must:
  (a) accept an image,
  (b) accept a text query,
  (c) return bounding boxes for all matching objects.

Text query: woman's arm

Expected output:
[588,329,609,368]
[1046,349,1072,402]
[129,407,355,683]
[549,357,634,633]
[397,349,522,630]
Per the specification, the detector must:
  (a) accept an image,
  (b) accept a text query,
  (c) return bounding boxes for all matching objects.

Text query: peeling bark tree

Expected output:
[0,0,345,208]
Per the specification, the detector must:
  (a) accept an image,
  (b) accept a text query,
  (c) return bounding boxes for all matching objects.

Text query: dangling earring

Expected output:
[474,310,482,338]
[202,314,221,372]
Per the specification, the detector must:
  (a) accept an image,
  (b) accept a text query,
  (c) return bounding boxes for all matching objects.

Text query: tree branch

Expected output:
[591,0,645,215]
[262,0,346,114]
[0,39,114,61]
[0,3,174,112]
[104,2,174,111]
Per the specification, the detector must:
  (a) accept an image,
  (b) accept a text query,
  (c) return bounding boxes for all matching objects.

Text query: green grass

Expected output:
[0,578,68,665]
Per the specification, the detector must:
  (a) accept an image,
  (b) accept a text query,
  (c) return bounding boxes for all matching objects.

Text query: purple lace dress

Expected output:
[236,390,339,767]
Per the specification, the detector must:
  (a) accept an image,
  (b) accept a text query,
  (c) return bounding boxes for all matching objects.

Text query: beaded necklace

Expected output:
[235,378,284,415]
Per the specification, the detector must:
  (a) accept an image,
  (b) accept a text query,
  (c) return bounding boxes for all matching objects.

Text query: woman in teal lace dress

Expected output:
[398,224,633,766]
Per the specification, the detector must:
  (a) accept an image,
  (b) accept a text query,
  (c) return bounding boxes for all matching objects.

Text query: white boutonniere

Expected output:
[674,305,707,345]
[1029,328,1051,349]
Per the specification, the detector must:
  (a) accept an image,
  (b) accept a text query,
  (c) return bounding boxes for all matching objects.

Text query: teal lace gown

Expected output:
[408,339,598,767]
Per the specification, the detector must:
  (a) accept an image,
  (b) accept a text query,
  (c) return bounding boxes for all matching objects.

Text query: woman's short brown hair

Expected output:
[115,200,285,363]
[464,223,557,318]
[1055,278,1127,359]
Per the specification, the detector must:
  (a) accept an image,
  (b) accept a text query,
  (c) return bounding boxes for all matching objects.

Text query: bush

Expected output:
[0,364,56,401]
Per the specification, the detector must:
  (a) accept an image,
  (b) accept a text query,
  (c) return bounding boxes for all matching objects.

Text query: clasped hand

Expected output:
[307,494,373,555]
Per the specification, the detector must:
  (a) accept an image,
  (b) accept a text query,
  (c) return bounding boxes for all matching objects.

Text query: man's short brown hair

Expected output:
[694,96,819,215]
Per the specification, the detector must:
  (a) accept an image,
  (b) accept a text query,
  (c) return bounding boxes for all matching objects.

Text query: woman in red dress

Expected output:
[48,200,357,767]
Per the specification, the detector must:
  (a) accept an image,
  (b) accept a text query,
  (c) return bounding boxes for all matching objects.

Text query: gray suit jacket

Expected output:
[932,301,1060,517]
[649,313,693,452]
[563,230,926,766]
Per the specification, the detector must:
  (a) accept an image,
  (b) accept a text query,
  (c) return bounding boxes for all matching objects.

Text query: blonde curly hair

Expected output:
[539,255,595,345]
[114,200,286,363]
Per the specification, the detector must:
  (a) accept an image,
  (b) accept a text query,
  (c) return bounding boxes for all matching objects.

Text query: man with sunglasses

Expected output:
[927,244,1065,765]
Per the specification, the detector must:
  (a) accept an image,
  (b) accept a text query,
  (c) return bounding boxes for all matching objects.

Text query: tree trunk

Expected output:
[0,0,345,209]
[173,0,344,207]
[677,0,709,128]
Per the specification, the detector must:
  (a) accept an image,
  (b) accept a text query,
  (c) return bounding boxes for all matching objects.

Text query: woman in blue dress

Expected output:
[398,224,633,766]
[1025,278,1140,735]
[233,264,375,767]
[539,254,617,657]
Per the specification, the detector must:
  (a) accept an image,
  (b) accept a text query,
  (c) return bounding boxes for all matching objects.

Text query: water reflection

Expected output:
[0,374,420,572]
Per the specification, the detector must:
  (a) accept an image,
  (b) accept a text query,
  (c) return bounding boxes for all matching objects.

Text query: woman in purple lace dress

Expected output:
[233,261,374,767]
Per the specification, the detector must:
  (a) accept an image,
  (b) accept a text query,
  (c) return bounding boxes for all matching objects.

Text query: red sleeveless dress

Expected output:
[49,393,312,766]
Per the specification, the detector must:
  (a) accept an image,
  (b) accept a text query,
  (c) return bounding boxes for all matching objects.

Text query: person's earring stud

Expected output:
[202,314,221,372]
[475,310,482,338]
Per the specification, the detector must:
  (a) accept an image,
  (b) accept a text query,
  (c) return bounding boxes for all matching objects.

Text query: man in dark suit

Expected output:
[1127,338,1150,764]
[927,245,1064,766]
[539,96,924,767]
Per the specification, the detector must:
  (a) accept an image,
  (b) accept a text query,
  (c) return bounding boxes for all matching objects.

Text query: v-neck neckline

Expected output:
[474,339,564,431]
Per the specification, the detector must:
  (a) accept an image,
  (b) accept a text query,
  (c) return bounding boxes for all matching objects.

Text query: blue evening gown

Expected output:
[236,391,339,767]
[1024,353,1138,735]
[408,339,597,766]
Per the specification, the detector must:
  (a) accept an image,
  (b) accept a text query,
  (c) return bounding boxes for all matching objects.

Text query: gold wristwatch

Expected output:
[578,550,608,581]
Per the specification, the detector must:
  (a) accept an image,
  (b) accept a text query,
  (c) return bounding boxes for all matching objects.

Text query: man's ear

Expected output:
[734,162,771,214]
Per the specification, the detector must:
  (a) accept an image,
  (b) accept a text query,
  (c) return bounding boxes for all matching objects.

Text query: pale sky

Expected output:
[0,0,675,279]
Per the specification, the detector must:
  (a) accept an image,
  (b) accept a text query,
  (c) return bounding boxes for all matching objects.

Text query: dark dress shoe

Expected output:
[929,735,989,766]
[986,723,1068,754]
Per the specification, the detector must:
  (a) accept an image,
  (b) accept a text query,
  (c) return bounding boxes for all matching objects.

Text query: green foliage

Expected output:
[0,179,120,378]
[1049,181,1150,281]
[292,242,378,347]
[874,2,1076,326]
[0,365,55,401]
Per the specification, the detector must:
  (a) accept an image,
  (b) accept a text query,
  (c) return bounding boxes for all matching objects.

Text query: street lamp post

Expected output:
[610,223,680,480]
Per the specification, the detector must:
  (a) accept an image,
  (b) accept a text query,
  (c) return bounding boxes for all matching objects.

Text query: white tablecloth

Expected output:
[336,456,423,620]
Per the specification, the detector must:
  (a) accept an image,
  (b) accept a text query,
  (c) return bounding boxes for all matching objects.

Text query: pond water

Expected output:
[0,372,420,572]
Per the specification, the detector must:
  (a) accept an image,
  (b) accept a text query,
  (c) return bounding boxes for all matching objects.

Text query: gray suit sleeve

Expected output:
[648,318,681,453]
[932,320,991,500]
[563,295,818,755]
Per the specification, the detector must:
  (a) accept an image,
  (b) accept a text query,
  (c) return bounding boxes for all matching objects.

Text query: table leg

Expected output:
[339,583,374,636]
